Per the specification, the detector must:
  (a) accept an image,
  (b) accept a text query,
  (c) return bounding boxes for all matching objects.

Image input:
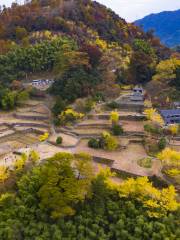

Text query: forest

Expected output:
[0,152,179,240]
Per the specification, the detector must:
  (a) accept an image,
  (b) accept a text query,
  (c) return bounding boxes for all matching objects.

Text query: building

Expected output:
[160,109,180,125]
[130,86,144,102]
[173,102,180,109]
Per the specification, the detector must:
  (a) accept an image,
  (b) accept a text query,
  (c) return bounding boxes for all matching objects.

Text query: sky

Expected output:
[1,0,180,22]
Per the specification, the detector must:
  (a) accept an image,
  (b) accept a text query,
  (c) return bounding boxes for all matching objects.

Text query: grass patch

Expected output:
[138,157,152,168]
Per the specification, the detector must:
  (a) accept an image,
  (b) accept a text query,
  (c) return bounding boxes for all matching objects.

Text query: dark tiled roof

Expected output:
[174,102,180,106]
[160,109,180,117]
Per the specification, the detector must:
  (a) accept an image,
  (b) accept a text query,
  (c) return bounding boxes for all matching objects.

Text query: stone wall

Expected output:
[13,113,49,121]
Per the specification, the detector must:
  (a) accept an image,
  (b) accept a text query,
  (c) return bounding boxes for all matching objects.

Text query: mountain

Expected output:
[135,9,180,47]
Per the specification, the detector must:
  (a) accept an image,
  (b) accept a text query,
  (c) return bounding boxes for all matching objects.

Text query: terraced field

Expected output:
[0,132,40,145]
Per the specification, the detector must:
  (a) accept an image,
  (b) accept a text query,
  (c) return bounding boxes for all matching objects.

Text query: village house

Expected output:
[130,86,145,102]
[160,109,180,125]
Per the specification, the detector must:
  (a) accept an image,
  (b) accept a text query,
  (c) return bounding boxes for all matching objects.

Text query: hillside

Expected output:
[0,0,171,87]
[135,9,180,47]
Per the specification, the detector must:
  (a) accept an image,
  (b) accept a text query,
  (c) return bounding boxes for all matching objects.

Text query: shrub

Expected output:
[165,168,180,177]
[56,136,63,145]
[59,109,84,125]
[75,98,95,113]
[138,157,152,168]
[52,98,66,116]
[144,124,162,135]
[93,92,105,102]
[53,118,61,126]
[84,98,95,112]
[168,124,179,136]
[110,111,119,125]
[100,131,118,151]
[88,132,118,151]
[106,101,119,109]
[88,138,100,149]
[157,148,180,167]
[149,144,160,155]
[112,124,123,136]
[39,132,49,142]
[158,137,167,150]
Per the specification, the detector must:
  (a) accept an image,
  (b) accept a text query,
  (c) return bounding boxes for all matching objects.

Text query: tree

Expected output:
[112,124,124,136]
[80,44,102,67]
[128,51,156,83]
[88,138,100,149]
[153,58,180,83]
[107,176,179,218]
[144,108,156,120]
[133,39,155,56]
[144,99,152,108]
[110,111,119,126]
[100,131,118,151]
[158,137,167,150]
[56,136,62,145]
[39,132,49,142]
[169,124,179,138]
[14,153,27,171]
[50,67,101,102]
[1,91,16,110]
[52,97,66,116]
[0,166,9,183]
[54,46,89,76]
[16,90,29,104]
[38,152,94,218]
[59,109,84,125]
[157,148,180,167]
[144,108,164,126]
[15,27,28,40]
[29,150,40,164]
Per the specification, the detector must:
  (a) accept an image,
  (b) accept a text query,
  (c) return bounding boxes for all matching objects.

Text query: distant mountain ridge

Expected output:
[135,9,180,47]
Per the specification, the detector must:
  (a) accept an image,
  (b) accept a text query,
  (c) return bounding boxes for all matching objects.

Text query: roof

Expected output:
[160,109,180,117]
[174,102,180,106]
[133,86,143,91]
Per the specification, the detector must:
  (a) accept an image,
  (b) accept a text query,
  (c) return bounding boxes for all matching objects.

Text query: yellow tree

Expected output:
[157,148,180,167]
[39,132,49,142]
[59,109,84,125]
[144,108,164,126]
[107,176,179,218]
[0,166,9,183]
[152,113,164,127]
[95,38,107,50]
[110,111,119,126]
[14,153,28,171]
[153,57,180,83]
[29,150,40,164]
[169,124,179,139]
[144,100,152,108]
[101,131,118,151]
[144,108,156,120]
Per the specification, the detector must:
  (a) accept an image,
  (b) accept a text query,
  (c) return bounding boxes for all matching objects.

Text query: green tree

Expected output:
[37,152,94,218]
[15,27,28,41]
[50,67,101,102]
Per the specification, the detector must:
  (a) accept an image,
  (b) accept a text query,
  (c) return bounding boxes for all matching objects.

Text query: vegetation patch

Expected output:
[56,136,63,145]
[88,131,118,151]
[138,157,153,168]
[112,124,124,136]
